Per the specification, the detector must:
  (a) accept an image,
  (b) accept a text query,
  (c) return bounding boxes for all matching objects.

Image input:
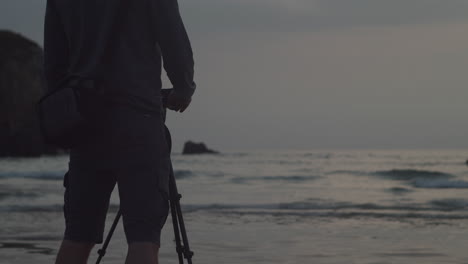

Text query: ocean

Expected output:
[2,149,468,263]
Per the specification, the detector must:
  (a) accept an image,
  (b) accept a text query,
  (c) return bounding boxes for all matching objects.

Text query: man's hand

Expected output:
[167,91,192,113]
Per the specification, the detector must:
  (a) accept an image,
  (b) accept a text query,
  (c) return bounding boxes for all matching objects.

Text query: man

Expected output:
[43,0,195,263]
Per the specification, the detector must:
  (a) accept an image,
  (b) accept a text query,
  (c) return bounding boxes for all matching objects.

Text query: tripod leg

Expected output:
[170,187,185,264]
[169,172,194,264]
[175,204,194,263]
[164,124,194,263]
[96,210,122,264]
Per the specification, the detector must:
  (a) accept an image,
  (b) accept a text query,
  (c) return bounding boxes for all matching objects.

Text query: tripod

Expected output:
[95,164,194,264]
[96,90,194,264]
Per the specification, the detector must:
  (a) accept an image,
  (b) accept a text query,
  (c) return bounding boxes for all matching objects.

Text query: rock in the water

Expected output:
[182,141,219,155]
[0,30,57,157]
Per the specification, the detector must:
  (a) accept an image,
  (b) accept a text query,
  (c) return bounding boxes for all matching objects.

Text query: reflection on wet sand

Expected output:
[0,242,54,255]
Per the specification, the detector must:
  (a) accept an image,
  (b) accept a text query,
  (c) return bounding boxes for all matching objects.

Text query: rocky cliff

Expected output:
[0,30,56,157]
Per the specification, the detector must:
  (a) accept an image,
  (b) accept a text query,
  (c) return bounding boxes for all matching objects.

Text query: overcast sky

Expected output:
[2,0,468,151]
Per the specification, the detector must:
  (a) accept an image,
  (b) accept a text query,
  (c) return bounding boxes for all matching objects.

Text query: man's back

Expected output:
[44,0,195,110]
[47,1,196,263]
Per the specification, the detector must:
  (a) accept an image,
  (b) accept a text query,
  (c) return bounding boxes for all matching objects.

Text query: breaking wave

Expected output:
[182,198,468,214]
[179,199,468,221]
[372,170,468,189]
[174,170,195,179]
[412,179,468,189]
[5,198,468,222]
[375,169,455,181]
[431,199,468,211]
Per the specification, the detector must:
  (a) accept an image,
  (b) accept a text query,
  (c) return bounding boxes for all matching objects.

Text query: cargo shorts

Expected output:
[63,104,171,245]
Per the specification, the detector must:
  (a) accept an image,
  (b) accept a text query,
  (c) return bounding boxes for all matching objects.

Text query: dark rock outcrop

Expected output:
[182,141,219,155]
[0,30,57,157]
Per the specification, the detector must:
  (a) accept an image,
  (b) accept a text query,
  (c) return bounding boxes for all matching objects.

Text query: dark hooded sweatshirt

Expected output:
[44,0,195,111]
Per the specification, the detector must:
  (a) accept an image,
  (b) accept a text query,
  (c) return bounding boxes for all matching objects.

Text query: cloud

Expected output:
[181,0,468,33]
[0,0,45,43]
[2,0,468,42]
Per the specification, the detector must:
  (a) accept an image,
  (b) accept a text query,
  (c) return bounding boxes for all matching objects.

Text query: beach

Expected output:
[2,150,468,263]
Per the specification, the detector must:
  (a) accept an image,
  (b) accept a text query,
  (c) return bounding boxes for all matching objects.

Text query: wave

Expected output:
[375,169,455,181]
[372,169,468,189]
[8,199,466,213]
[326,170,368,176]
[180,200,468,221]
[0,191,39,200]
[174,170,224,179]
[386,187,413,194]
[174,170,195,179]
[431,199,468,211]
[327,169,459,185]
[0,242,54,255]
[412,179,468,189]
[1,235,63,242]
[0,204,63,213]
[5,198,468,221]
[402,162,458,167]
[219,152,250,158]
[0,169,196,181]
[302,153,333,159]
[0,171,66,181]
[0,204,121,213]
[217,210,468,221]
[275,201,428,211]
[0,169,198,181]
[231,175,320,184]
[183,199,468,213]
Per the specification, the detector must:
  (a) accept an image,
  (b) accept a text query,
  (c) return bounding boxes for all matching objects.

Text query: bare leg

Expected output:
[125,242,160,264]
[55,240,95,264]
